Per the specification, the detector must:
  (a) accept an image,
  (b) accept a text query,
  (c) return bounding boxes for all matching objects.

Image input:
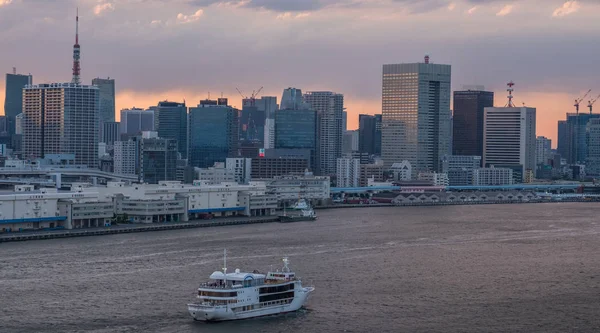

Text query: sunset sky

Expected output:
[1,0,599,147]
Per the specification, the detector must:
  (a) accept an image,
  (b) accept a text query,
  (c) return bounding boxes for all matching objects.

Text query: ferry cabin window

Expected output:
[259,283,294,294]
[198,291,238,297]
[259,291,294,303]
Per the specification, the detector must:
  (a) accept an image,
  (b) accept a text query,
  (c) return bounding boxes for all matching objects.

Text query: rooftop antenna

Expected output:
[424,55,430,64]
[505,81,515,107]
[12,67,16,75]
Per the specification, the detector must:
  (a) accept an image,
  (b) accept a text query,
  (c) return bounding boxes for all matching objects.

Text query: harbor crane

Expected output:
[588,93,600,114]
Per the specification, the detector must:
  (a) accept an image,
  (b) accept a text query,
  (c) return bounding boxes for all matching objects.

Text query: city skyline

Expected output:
[1,0,599,145]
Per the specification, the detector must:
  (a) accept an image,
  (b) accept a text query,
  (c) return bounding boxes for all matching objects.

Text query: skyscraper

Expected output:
[381,57,451,173]
[4,70,32,136]
[557,120,568,159]
[483,106,536,182]
[240,105,265,144]
[120,108,154,138]
[255,96,278,149]
[281,88,306,110]
[275,109,318,172]
[139,136,178,184]
[536,136,552,166]
[358,114,382,156]
[564,113,600,164]
[23,83,99,167]
[452,89,494,157]
[586,119,600,176]
[92,77,116,123]
[155,101,188,159]
[188,102,239,168]
[102,121,120,146]
[304,91,344,176]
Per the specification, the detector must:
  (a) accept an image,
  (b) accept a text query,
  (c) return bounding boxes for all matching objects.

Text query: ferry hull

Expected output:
[188,287,314,322]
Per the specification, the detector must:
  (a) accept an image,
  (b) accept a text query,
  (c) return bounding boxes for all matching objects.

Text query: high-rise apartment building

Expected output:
[381,57,451,173]
[4,71,32,137]
[535,136,552,166]
[120,108,154,138]
[336,158,360,187]
[275,109,318,173]
[188,102,239,168]
[452,89,494,157]
[155,101,187,159]
[358,114,382,156]
[304,91,344,176]
[483,106,536,182]
[23,83,99,167]
[114,140,138,176]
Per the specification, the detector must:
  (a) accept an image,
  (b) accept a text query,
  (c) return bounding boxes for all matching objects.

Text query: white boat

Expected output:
[188,252,314,322]
[279,199,317,222]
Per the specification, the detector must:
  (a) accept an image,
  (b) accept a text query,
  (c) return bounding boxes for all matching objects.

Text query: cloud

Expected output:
[552,1,580,17]
[176,9,204,23]
[467,6,477,14]
[448,2,456,11]
[93,1,115,16]
[496,4,513,16]
[189,0,330,12]
[276,11,311,20]
[0,0,13,7]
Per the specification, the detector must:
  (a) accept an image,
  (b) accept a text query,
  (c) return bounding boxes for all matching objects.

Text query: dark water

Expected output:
[1,203,600,333]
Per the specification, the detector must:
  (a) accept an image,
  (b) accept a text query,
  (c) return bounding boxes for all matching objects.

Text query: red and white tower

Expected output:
[505,81,515,107]
[71,8,81,85]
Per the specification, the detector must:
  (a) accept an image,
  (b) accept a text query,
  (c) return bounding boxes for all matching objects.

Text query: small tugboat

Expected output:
[279,199,317,222]
[188,251,314,322]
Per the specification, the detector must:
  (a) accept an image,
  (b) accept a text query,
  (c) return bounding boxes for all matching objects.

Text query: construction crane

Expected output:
[574,89,592,115]
[588,93,600,114]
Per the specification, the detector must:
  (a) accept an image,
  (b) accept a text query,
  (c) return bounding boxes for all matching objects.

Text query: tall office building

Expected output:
[275,109,318,172]
[139,137,178,184]
[564,113,600,164]
[281,88,307,110]
[557,120,568,159]
[255,96,278,149]
[536,136,552,166]
[23,83,99,167]
[342,130,359,154]
[483,106,536,182]
[92,77,115,123]
[586,119,600,176]
[452,89,494,157]
[4,71,32,137]
[114,139,138,176]
[304,91,344,176]
[342,111,347,132]
[102,121,120,146]
[120,108,154,138]
[240,105,265,143]
[188,102,239,168]
[358,114,382,156]
[155,101,187,159]
[381,56,451,173]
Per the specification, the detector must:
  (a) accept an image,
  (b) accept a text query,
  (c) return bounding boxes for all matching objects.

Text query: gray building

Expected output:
[358,114,382,156]
[280,88,306,110]
[557,120,568,159]
[114,139,138,176]
[452,89,494,157]
[4,71,32,137]
[188,102,239,168]
[381,57,451,174]
[275,109,317,172]
[23,83,99,168]
[92,78,115,142]
[564,113,600,164]
[139,137,178,184]
[304,91,344,176]
[586,119,600,176]
[102,121,120,146]
[254,96,278,149]
[155,101,188,159]
[536,136,552,166]
[483,106,536,182]
[120,108,154,138]
[441,155,482,173]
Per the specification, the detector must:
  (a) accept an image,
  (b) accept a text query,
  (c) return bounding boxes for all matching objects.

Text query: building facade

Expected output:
[120,108,154,138]
[336,158,360,187]
[188,103,239,168]
[4,72,32,137]
[557,120,567,159]
[343,130,359,154]
[564,113,600,164]
[586,118,600,176]
[254,96,278,149]
[536,136,552,166]
[139,137,178,184]
[358,114,382,156]
[441,155,482,173]
[452,90,494,157]
[275,109,317,172]
[226,158,252,184]
[472,167,514,186]
[102,121,120,146]
[304,91,344,176]
[155,101,188,159]
[483,106,536,182]
[114,140,138,176]
[381,59,451,173]
[23,83,99,168]
[250,158,309,179]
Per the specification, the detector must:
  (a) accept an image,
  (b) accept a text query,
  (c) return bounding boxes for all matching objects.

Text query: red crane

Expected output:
[588,93,600,114]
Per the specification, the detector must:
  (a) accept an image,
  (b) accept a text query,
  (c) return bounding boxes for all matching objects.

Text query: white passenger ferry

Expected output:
[188,252,314,321]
